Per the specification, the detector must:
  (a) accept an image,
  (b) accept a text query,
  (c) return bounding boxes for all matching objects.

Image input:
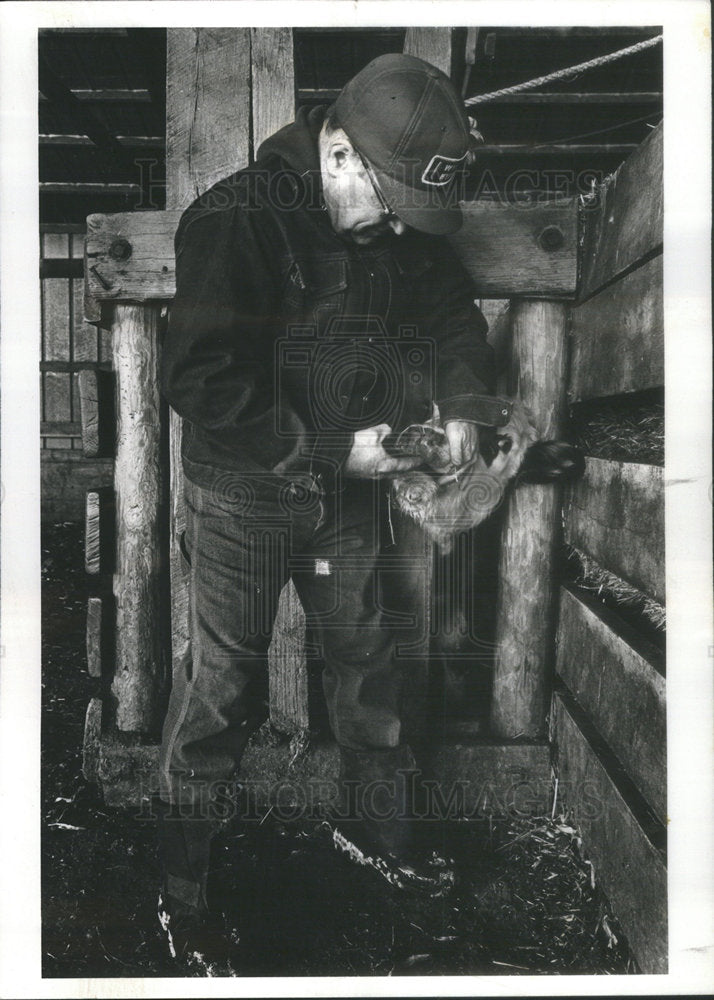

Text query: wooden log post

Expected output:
[110,304,167,734]
[490,300,569,739]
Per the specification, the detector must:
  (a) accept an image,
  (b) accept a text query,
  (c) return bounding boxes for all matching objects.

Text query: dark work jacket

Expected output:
[161,106,496,491]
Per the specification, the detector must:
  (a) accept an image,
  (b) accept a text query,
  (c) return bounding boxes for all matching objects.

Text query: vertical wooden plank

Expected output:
[251,28,295,152]
[72,278,98,361]
[268,580,309,733]
[110,304,166,734]
[403,27,454,75]
[165,28,254,698]
[490,301,568,739]
[86,597,104,678]
[42,278,70,360]
[85,489,113,575]
[78,368,111,457]
[43,371,71,422]
[166,28,252,210]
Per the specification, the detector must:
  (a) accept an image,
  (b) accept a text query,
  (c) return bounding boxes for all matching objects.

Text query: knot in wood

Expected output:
[109,237,133,261]
[538,225,565,252]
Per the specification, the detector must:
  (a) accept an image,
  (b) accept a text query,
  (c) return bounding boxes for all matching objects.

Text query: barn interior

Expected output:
[39,25,666,978]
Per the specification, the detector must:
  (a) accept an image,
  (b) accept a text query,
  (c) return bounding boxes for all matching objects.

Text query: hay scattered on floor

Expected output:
[571,395,664,466]
[567,545,666,632]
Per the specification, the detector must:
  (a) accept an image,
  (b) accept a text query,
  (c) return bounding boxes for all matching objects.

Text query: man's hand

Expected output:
[344,424,423,479]
[444,420,479,468]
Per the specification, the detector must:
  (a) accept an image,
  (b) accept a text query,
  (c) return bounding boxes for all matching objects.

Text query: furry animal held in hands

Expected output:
[387,399,584,553]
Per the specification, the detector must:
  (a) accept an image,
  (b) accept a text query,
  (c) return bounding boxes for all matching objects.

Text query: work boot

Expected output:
[155,797,239,970]
[328,745,455,897]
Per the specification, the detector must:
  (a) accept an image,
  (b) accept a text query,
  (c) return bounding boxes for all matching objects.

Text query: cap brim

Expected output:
[372,166,463,236]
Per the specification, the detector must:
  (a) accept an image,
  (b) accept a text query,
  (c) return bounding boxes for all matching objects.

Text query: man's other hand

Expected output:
[344,424,423,478]
[444,420,479,468]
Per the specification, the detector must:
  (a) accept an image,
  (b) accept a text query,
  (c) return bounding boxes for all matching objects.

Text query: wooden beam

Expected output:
[563,458,664,603]
[556,584,666,822]
[166,28,252,210]
[552,689,667,974]
[476,143,639,155]
[485,27,662,37]
[86,730,553,817]
[85,199,579,303]
[449,199,577,298]
[40,87,150,102]
[569,254,663,402]
[40,421,80,437]
[110,304,167,735]
[490,301,569,739]
[403,27,454,75]
[250,28,295,152]
[38,55,138,173]
[40,134,163,147]
[579,123,663,300]
[41,183,141,195]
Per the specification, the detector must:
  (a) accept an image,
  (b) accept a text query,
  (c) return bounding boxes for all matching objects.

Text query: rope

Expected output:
[464,34,663,107]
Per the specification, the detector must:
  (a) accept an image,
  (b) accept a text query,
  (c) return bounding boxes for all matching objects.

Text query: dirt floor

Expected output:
[42,520,637,978]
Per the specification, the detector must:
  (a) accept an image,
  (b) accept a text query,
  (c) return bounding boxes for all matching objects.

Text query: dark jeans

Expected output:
[159,470,423,812]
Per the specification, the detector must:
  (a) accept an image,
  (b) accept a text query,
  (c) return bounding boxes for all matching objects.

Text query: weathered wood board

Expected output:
[78,368,114,457]
[552,689,667,973]
[563,458,664,603]
[43,371,72,423]
[556,584,666,822]
[91,728,552,816]
[569,254,663,401]
[85,200,579,306]
[166,29,252,211]
[449,200,578,298]
[491,301,568,739]
[580,122,663,300]
[251,28,295,152]
[85,488,113,575]
[86,597,104,678]
[268,580,309,733]
[404,27,454,75]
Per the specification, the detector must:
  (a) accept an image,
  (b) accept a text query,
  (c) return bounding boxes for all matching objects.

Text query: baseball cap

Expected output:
[335,53,472,235]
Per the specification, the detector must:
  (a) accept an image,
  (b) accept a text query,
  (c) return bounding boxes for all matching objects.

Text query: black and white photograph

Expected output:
[0,1,712,995]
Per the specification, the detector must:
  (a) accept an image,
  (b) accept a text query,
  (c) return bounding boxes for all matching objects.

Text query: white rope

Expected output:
[465,34,663,107]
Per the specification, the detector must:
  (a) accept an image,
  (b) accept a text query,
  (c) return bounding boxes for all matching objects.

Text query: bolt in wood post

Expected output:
[110,303,167,734]
[490,300,569,739]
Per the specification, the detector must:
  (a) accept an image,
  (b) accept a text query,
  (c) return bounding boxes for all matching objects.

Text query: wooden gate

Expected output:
[78,28,664,972]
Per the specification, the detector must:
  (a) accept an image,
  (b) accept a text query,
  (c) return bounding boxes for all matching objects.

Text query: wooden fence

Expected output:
[553,122,666,973]
[73,27,665,973]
